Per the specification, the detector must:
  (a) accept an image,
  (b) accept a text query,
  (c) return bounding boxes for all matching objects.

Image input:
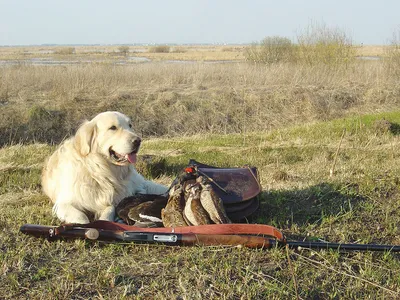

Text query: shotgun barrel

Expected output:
[286,240,400,252]
[20,224,57,238]
[19,224,122,241]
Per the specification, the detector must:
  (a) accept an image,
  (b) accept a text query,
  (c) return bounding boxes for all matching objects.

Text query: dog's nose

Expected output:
[132,137,141,151]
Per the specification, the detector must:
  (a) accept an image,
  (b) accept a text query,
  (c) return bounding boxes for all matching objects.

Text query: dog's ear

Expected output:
[74,121,96,156]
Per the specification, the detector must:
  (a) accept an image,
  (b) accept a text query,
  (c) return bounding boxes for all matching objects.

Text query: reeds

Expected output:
[384,27,400,75]
[1,57,399,146]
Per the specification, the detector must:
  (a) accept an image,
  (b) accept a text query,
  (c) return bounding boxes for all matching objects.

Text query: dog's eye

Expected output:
[129,124,132,128]
[109,125,117,130]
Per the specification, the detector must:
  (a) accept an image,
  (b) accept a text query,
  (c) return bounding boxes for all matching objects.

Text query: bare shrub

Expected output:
[244,36,296,64]
[148,45,170,53]
[384,27,400,75]
[54,47,76,55]
[118,46,130,56]
[297,21,355,66]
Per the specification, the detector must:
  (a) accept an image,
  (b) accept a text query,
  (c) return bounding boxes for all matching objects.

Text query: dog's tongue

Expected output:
[126,152,137,164]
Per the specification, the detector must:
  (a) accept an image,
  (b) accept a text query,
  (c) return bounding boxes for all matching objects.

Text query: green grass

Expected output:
[1,113,400,298]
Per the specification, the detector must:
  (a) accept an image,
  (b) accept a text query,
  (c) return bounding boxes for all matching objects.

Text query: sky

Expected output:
[0,0,399,46]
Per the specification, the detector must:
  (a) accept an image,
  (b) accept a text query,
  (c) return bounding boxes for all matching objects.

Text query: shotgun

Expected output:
[19,223,280,248]
[20,222,400,252]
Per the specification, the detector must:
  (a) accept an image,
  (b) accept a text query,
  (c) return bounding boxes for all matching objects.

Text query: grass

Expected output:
[1,57,400,145]
[1,112,400,299]
[1,43,400,298]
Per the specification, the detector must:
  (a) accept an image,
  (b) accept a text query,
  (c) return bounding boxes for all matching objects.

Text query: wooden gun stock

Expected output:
[180,234,275,248]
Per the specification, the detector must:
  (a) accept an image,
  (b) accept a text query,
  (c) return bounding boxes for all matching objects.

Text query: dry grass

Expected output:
[356,45,389,57]
[139,50,244,61]
[1,45,400,298]
[1,58,400,145]
[53,47,76,55]
[384,29,400,76]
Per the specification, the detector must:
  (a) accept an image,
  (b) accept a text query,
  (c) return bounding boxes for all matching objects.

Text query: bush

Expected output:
[54,47,75,55]
[244,36,296,64]
[384,28,400,75]
[148,45,170,53]
[245,23,355,67]
[118,46,130,56]
[297,21,355,66]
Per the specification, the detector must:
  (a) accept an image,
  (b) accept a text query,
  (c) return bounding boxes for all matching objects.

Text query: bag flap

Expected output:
[189,159,262,204]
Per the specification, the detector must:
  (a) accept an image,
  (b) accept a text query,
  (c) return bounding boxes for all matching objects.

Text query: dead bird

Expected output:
[116,194,167,227]
[184,183,212,226]
[197,176,231,224]
[161,185,188,228]
[183,182,212,226]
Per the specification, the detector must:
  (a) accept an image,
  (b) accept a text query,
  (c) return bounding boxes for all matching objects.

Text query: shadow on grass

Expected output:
[372,119,400,136]
[140,162,366,234]
[389,122,400,135]
[135,156,186,180]
[252,182,363,229]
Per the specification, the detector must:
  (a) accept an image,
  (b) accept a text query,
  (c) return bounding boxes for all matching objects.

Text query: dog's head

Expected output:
[74,111,141,166]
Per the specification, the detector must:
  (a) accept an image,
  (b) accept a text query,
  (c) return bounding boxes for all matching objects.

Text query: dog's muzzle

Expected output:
[109,137,141,165]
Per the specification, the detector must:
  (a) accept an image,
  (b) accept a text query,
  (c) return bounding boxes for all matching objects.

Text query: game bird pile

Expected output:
[116,160,261,227]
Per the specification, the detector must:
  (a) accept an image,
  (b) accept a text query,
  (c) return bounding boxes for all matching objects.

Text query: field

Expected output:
[1,44,400,299]
[0,44,389,63]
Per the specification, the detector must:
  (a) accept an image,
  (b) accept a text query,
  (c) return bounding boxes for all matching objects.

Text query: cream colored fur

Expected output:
[41,111,168,224]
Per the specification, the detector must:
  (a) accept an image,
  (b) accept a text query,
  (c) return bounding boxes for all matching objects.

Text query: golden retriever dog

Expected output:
[42,111,168,224]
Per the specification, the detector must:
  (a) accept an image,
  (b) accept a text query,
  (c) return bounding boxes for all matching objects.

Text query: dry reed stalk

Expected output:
[330,129,346,177]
